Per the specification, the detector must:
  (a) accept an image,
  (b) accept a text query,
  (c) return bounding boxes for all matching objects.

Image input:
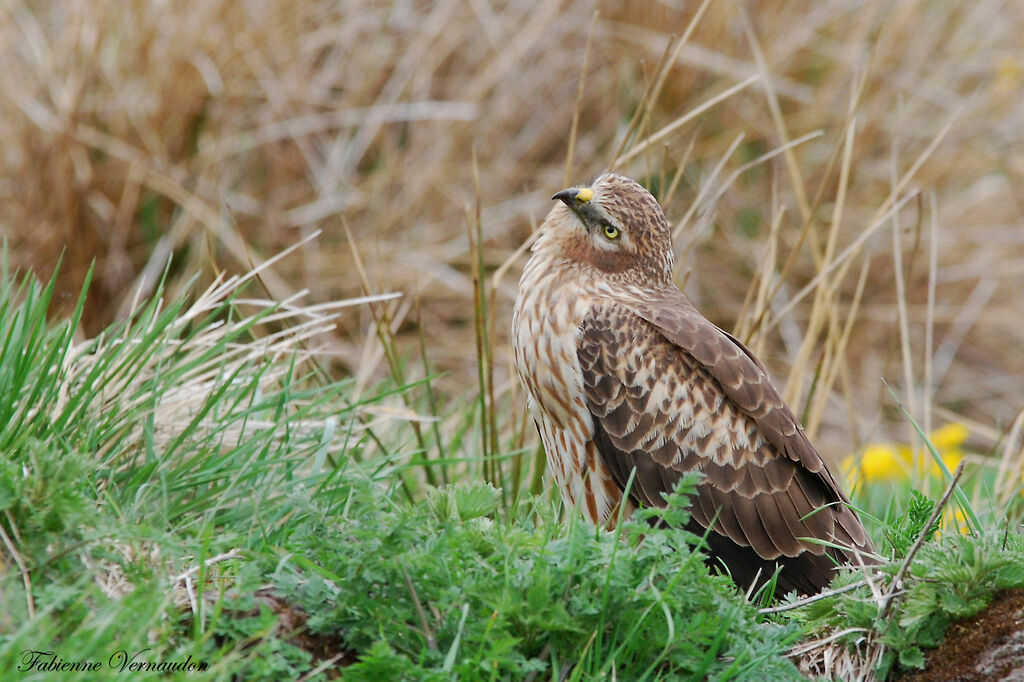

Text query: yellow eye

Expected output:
[603,224,620,240]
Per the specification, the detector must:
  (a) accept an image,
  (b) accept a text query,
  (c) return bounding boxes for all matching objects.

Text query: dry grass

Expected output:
[2,0,1023,468]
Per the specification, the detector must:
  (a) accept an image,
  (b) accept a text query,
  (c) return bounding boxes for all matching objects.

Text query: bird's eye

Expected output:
[603,224,620,240]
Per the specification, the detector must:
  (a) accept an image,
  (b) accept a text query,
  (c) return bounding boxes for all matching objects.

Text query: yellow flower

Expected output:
[929,422,969,450]
[941,508,971,535]
[926,422,968,477]
[842,423,970,486]
[995,56,1023,94]
[843,443,909,483]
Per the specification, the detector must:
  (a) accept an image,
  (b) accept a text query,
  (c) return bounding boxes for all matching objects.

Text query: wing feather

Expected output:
[578,299,874,595]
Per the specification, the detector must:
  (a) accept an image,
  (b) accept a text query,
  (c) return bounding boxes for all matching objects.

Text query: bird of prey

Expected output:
[511,173,874,596]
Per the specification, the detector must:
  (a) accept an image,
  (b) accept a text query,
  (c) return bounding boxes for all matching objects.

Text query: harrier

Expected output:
[511,173,874,596]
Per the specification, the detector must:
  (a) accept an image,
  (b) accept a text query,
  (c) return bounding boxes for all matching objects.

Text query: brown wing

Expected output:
[578,297,874,596]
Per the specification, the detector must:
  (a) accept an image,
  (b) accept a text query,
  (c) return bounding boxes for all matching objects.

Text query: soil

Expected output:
[897,589,1024,681]
[194,587,353,676]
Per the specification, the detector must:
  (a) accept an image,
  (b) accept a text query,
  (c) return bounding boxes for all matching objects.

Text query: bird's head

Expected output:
[538,173,674,286]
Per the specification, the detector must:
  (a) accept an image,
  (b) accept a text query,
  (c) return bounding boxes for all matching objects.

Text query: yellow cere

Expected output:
[575,187,594,203]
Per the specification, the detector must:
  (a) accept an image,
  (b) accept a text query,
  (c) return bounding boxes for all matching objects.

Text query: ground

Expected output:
[899,589,1024,681]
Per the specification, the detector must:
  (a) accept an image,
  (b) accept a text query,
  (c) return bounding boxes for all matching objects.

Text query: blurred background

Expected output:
[1,0,1022,468]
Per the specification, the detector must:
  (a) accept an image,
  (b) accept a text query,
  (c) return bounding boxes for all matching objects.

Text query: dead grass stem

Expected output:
[2,0,1022,470]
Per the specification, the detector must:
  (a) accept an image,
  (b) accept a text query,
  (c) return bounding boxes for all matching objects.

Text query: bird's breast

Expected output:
[512,260,624,525]
[512,268,592,427]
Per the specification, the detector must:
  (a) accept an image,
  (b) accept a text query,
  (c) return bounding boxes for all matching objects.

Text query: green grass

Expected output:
[788,527,1024,675]
[0,264,806,680]
[1,260,1023,680]
[0,260,385,678]
[277,478,804,680]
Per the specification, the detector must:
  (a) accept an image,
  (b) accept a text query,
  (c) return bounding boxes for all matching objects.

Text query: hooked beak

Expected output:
[552,186,598,228]
[552,186,593,206]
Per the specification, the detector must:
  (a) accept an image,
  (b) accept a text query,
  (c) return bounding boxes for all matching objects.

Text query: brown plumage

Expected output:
[511,172,875,597]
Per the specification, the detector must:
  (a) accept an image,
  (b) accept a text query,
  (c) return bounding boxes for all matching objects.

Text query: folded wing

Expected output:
[578,296,873,595]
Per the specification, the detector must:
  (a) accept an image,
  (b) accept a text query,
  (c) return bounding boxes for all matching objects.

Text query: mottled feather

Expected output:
[512,172,875,597]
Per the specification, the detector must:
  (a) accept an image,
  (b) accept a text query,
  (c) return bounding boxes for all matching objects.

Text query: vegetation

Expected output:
[0,268,804,680]
[2,0,1023,679]
[1,255,1023,680]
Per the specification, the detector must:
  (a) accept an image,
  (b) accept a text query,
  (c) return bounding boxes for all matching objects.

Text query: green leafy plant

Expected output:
[0,263,804,681]
[270,474,802,680]
[885,489,941,557]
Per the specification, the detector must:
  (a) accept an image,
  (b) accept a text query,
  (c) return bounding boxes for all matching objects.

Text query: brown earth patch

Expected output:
[187,587,354,675]
[897,589,1024,682]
